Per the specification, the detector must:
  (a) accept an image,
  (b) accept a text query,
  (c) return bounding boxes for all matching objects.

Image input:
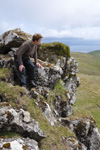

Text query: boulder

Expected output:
[62,137,87,150]
[53,95,73,117]
[0,102,46,141]
[37,42,70,62]
[61,117,100,150]
[36,98,57,126]
[0,28,32,54]
[34,61,63,89]
[0,137,39,150]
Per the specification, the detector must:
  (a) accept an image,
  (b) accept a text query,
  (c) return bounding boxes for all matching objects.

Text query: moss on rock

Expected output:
[22,145,28,149]
[0,68,10,81]
[38,42,70,63]
[3,143,10,148]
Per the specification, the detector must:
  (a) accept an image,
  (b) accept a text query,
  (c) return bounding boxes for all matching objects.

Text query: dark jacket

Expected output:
[15,41,37,65]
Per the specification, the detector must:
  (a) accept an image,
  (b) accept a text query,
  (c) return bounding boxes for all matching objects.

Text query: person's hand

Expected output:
[19,65,25,72]
[36,63,42,68]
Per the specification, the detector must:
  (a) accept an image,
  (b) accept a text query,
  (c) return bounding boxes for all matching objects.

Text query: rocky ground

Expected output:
[0,28,100,150]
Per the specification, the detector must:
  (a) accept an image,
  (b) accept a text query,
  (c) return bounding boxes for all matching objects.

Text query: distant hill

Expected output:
[71,52,100,76]
[88,50,100,58]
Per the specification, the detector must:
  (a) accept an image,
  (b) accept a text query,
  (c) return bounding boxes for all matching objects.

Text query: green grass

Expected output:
[71,51,100,131]
[0,50,100,148]
[71,52,100,75]
[0,81,75,150]
[0,68,10,80]
[0,131,22,138]
[89,50,100,58]
[41,42,70,58]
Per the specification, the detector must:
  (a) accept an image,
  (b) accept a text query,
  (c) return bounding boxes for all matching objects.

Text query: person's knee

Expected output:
[29,63,35,70]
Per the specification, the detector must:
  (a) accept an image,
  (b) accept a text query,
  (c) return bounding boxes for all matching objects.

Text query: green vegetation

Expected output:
[0,131,22,138]
[0,68,10,80]
[0,82,27,103]
[71,51,100,131]
[89,50,100,58]
[40,42,70,58]
[71,52,100,75]
[0,49,100,149]
[0,81,74,150]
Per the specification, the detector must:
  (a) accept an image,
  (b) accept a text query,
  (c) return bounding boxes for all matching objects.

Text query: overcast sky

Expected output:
[0,0,100,39]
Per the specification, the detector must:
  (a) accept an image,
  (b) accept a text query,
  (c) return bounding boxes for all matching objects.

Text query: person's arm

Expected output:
[34,46,42,68]
[17,44,29,65]
[34,48,38,65]
[17,43,29,71]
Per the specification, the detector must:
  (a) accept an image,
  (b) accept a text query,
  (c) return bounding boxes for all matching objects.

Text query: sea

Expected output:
[42,37,100,53]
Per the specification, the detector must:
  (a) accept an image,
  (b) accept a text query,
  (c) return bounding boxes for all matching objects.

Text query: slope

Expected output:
[71,52,100,131]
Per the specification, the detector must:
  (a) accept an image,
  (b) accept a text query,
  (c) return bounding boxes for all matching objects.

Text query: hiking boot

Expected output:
[29,80,37,87]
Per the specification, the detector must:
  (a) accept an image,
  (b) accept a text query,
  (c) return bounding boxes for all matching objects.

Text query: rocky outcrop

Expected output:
[37,42,70,62]
[53,95,73,117]
[1,29,100,150]
[61,117,100,150]
[0,28,32,54]
[62,137,87,150]
[35,63,63,89]
[0,138,39,150]
[0,55,79,118]
[29,88,57,126]
[0,102,46,141]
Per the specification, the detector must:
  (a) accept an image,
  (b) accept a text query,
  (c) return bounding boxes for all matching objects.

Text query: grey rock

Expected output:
[0,137,39,150]
[36,99,57,126]
[34,62,63,89]
[66,57,79,73]
[61,117,100,150]
[0,57,14,68]
[53,95,73,117]
[29,88,39,99]
[62,137,87,150]
[36,86,49,99]
[0,102,46,141]
[88,127,100,150]
[63,76,78,105]
[56,57,66,68]
[0,28,32,54]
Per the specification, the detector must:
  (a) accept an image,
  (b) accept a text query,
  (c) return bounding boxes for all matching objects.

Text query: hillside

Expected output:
[71,52,100,75]
[88,50,100,58]
[71,51,100,131]
[0,29,100,150]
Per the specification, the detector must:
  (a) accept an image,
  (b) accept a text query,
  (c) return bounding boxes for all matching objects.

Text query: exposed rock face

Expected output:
[61,117,100,150]
[0,56,14,68]
[0,102,46,141]
[0,55,79,118]
[2,29,99,150]
[37,42,70,62]
[53,95,73,117]
[29,88,57,126]
[63,57,80,105]
[0,28,32,54]
[36,97,57,126]
[62,137,87,150]
[35,62,63,89]
[0,137,39,150]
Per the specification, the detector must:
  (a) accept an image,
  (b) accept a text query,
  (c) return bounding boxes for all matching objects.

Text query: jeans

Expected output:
[14,55,35,86]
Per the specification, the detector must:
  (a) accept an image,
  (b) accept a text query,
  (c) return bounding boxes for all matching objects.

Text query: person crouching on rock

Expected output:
[14,33,43,88]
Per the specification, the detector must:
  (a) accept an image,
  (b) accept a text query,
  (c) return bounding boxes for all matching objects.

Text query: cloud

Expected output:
[0,0,100,39]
